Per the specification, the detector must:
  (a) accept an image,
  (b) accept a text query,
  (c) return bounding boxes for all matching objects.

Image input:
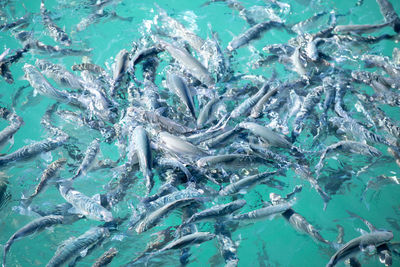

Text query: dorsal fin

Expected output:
[347,210,377,232]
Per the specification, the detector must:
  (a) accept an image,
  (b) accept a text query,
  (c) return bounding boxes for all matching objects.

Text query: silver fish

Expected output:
[185,199,246,224]
[59,182,113,222]
[158,132,208,160]
[0,113,23,149]
[23,64,81,106]
[46,227,109,267]
[227,21,283,52]
[239,122,292,149]
[73,138,100,179]
[36,59,83,90]
[159,40,215,87]
[334,22,391,34]
[136,198,196,233]
[160,232,215,251]
[25,158,67,203]
[231,82,270,119]
[376,0,400,33]
[0,134,68,166]
[219,171,278,196]
[3,215,64,267]
[326,230,393,267]
[167,72,197,119]
[40,1,72,46]
[133,126,153,194]
[232,200,294,222]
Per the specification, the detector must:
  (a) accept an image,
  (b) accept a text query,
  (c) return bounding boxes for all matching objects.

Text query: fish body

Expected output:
[334,22,391,34]
[239,122,292,148]
[133,126,153,193]
[158,132,208,160]
[185,199,246,224]
[326,231,393,267]
[23,64,80,105]
[227,21,283,51]
[160,232,215,251]
[136,198,196,233]
[219,171,277,196]
[160,40,215,87]
[59,182,113,222]
[232,201,293,222]
[231,82,269,119]
[0,113,23,149]
[167,72,197,119]
[3,215,64,267]
[92,247,118,267]
[36,59,83,90]
[46,227,109,267]
[376,0,400,33]
[0,135,68,166]
[73,139,100,179]
[40,1,72,46]
[26,158,67,202]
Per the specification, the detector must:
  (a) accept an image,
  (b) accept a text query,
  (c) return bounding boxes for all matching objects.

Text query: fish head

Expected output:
[99,210,114,222]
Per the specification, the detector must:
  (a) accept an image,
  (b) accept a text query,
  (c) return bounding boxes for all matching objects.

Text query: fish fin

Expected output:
[358,228,368,236]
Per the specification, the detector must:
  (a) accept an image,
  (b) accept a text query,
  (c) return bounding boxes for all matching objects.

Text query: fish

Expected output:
[376,0,400,33]
[292,85,324,138]
[167,72,197,119]
[184,199,246,224]
[0,112,23,150]
[0,134,68,166]
[110,49,130,96]
[227,21,284,52]
[239,122,292,149]
[91,247,118,267]
[231,200,294,222]
[134,108,194,134]
[58,181,114,222]
[133,126,153,194]
[40,0,72,46]
[270,192,329,244]
[159,39,215,87]
[24,158,67,205]
[197,96,221,128]
[334,22,392,34]
[219,171,278,196]
[230,82,270,119]
[23,64,82,106]
[3,215,65,267]
[315,140,382,177]
[158,132,208,160]
[156,6,206,56]
[136,198,196,233]
[0,12,30,31]
[159,232,216,251]
[72,138,100,180]
[36,59,83,90]
[46,227,109,267]
[326,211,393,267]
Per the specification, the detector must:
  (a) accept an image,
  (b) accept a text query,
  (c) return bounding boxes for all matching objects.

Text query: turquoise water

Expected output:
[1,0,400,266]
